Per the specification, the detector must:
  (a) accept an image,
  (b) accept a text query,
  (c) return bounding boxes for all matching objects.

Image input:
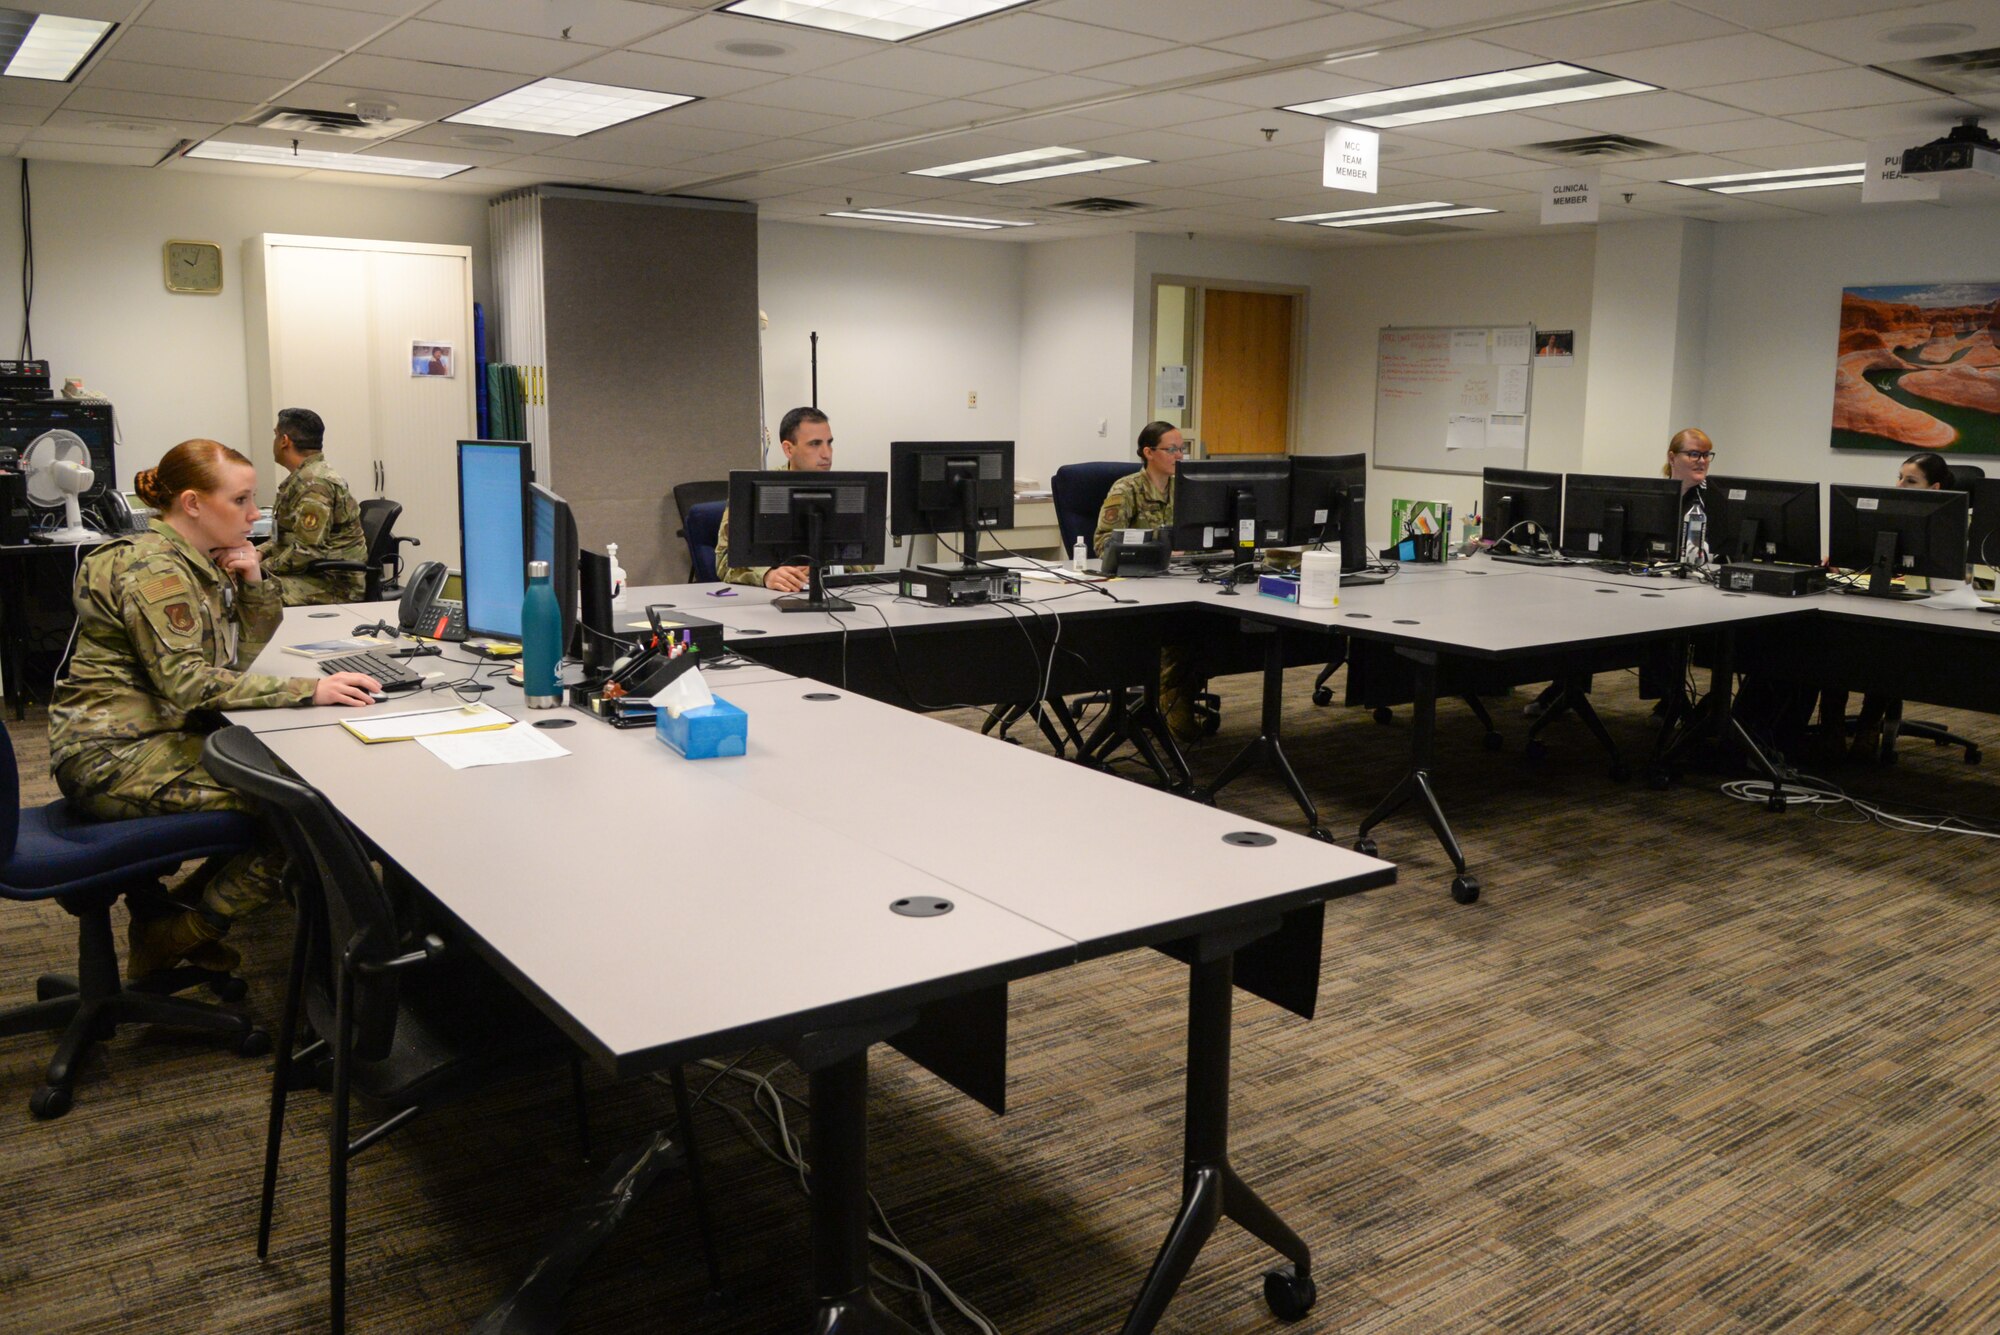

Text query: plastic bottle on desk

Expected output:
[1072,536,1088,569]
[607,542,628,609]
[522,559,562,708]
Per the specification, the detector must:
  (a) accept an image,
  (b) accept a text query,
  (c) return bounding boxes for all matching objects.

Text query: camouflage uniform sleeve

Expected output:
[262,476,340,577]
[119,557,315,711]
[714,504,772,587]
[237,576,286,661]
[1093,475,1138,556]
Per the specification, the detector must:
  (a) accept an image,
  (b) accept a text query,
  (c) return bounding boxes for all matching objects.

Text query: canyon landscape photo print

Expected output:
[1835,282,2000,455]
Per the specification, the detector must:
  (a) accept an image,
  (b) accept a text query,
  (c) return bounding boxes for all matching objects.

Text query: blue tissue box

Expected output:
[655,697,748,759]
[1257,572,1300,603]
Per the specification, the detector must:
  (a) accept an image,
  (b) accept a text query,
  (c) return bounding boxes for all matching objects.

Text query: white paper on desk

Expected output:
[416,723,570,770]
[1445,413,1486,452]
[1487,413,1528,452]
[342,702,512,743]
[1495,365,1529,415]
[651,664,714,716]
[1913,582,1986,611]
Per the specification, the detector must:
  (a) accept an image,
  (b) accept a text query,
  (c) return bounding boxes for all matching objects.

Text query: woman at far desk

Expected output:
[48,439,381,979]
[1093,422,1206,742]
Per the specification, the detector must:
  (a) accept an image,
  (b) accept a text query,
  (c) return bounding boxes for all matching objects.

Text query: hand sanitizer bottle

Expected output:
[1072,536,1087,569]
[607,542,628,609]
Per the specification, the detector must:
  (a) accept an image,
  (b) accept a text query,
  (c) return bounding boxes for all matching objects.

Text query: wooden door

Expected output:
[1199,289,1295,455]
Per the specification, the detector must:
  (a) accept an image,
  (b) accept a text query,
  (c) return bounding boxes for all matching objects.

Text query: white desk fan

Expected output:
[23,429,104,543]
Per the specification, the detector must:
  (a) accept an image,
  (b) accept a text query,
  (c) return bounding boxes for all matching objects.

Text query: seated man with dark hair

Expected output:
[716,406,872,588]
[257,407,366,605]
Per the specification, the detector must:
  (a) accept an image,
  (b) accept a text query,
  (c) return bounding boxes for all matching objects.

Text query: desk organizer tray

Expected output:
[655,697,748,759]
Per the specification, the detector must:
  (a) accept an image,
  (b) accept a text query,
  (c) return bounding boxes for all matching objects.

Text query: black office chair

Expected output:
[200,727,722,1334]
[0,721,266,1118]
[1052,460,1139,557]
[306,499,416,602]
[682,500,725,583]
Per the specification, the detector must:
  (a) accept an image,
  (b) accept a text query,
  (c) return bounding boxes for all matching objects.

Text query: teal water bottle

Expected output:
[522,559,561,708]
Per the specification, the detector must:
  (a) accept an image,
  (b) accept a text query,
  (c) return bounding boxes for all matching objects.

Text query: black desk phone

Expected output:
[398,561,466,641]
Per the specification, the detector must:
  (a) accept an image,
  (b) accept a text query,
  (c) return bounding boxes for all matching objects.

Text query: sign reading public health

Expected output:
[1323,124,1378,194]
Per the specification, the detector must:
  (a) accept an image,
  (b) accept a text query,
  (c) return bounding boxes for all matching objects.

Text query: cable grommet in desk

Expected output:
[308,611,337,618]
[890,896,953,917]
[732,627,766,635]
[532,718,575,729]
[1393,618,1420,625]
[803,692,840,702]
[1344,612,1371,619]
[1222,831,1276,847]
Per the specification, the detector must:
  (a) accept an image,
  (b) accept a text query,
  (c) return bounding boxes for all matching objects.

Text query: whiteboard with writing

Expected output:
[1373,325,1534,475]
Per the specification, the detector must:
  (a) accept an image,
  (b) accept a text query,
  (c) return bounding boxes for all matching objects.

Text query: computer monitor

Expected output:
[1560,474,1682,564]
[1481,468,1562,554]
[1969,478,2000,572]
[529,482,578,659]
[1289,454,1368,573]
[1171,458,1291,585]
[577,548,619,675]
[1828,483,1969,597]
[889,440,1015,572]
[727,469,888,612]
[457,439,531,639]
[1704,475,1821,565]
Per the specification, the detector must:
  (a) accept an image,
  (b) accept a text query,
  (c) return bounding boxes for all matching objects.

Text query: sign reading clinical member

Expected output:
[1541,170,1599,224]
[1322,124,1378,194]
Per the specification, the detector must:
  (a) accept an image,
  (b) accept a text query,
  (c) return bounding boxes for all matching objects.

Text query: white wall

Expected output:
[757,220,1023,488]
[0,159,489,490]
[1308,231,1598,542]
[1018,233,1137,483]
[1581,219,1710,477]
[1697,201,2000,491]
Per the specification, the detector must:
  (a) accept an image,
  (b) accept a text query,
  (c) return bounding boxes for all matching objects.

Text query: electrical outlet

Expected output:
[967,390,978,408]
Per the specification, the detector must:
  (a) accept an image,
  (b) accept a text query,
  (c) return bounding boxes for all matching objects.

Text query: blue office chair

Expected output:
[681,500,725,582]
[201,726,722,1334]
[0,723,267,1119]
[1052,460,1140,556]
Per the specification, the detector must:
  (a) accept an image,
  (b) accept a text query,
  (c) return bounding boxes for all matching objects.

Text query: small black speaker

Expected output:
[0,470,29,544]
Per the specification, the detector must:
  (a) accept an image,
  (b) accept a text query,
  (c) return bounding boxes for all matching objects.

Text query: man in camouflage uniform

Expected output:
[52,515,319,977]
[716,406,872,588]
[1095,422,1203,740]
[258,407,366,604]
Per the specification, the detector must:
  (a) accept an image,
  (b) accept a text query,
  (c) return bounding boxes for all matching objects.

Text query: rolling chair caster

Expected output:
[1353,836,1378,858]
[1450,875,1481,905]
[1263,1264,1317,1321]
[1767,793,1786,813]
[1968,746,1983,765]
[1311,686,1333,708]
[237,1028,272,1058]
[1307,826,1334,844]
[29,1084,71,1120]
[1483,731,1504,752]
[1372,707,1393,725]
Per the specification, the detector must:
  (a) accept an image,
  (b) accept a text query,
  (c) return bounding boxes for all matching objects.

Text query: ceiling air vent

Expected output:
[248,107,423,140]
[1038,197,1159,215]
[1517,134,1677,161]
[1875,46,2000,96]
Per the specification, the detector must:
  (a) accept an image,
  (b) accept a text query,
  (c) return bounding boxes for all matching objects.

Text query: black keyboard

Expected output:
[318,652,424,691]
[822,571,895,588]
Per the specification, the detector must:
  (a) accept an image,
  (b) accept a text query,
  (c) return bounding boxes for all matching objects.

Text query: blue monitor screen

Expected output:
[459,441,527,639]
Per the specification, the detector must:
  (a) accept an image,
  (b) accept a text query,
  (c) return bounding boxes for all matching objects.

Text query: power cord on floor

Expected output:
[1719,770,2000,839]
[656,1056,1000,1335]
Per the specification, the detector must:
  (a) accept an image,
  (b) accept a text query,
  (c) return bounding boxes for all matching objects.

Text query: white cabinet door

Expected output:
[263,244,372,505]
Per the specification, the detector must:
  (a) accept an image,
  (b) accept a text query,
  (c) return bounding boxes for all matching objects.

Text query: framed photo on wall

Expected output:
[412,341,455,378]
[1834,283,2000,455]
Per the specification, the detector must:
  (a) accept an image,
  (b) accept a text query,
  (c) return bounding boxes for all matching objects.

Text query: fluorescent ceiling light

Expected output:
[722,0,1032,42]
[183,140,473,180]
[912,147,1149,184]
[1668,163,1865,194]
[825,207,1031,230]
[446,78,696,137]
[1284,63,1655,128]
[0,11,114,82]
[1278,201,1498,227]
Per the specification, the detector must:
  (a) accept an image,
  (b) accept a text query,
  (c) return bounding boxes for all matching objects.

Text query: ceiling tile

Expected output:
[318,53,534,102]
[1679,0,1917,31]
[1663,117,1842,153]
[631,14,881,76]
[556,50,784,99]
[1768,0,2000,65]
[533,119,766,160]
[1205,10,1422,61]
[1598,151,1763,181]
[106,27,336,80]
[84,59,291,104]
[974,74,1127,110]
[361,20,603,76]
[1074,46,1250,87]
[417,0,691,48]
[1036,0,1331,46]
[1790,102,1976,140]
[732,75,936,119]
[138,0,390,48]
[1358,0,1587,29]
[1696,67,1942,115]
[1595,32,1847,88]
[1318,37,1543,87]
[63,86,257,125]
[796,119,911,146]
[1192,68,1385,110]
[1528,90,1754,133]
[917,13,1174,74]
[1719,140,1870,171]
[0,78,67,107]
[1497,2,1744,61]
[38,108,214,146]
[662,97,847,139]
[23,141,163,166]
[384,121,582,157]
[871,98,1027,131]
[817,48,1039,98]
[0,105,52,126]
[11,0,142,21]
[1065,90,1242,129]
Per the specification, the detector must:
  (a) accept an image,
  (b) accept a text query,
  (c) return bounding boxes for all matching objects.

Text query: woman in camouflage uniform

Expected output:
[48,439,380,978]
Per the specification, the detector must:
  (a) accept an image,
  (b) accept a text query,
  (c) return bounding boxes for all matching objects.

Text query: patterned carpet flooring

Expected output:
[2,663,1998,1334]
